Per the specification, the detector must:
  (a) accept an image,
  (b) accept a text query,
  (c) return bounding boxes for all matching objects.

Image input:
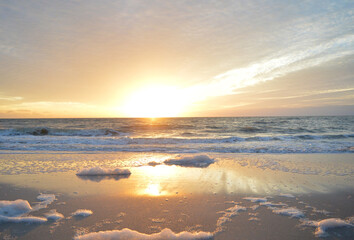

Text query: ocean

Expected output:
[1,117,354,239]
[0,116,353,153]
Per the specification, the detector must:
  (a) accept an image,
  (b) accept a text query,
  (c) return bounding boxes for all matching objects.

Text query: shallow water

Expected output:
[0,153,353,196]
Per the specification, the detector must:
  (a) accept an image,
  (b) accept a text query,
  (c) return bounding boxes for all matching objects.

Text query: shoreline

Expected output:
[0,152,353,239]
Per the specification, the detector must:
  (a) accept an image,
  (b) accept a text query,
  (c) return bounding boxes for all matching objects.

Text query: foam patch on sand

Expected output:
[45,210,64,221]
[37,193,56,203]
[250,205,259,210]
[0,215,47,223]
[148,161,161,167]
[75,228,213,240]
[0,196,52,224]
[77,167,131,176]
[272,207,304,218]
[242,195,353,237]
[215,204,247,232]
[311,208,330,215]
[279,193,295,198]
[0,199,32,217]
[77,174,130,182]
[164,155,215,168]
[260,202,287,208]
[32,193,56,211]
[72,209,93,217]
[303,218,354,237]
[243,197,267,203]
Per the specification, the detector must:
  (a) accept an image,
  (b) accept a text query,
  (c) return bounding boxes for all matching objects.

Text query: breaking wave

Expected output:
[0,127,122,137]
[0,117,353,153]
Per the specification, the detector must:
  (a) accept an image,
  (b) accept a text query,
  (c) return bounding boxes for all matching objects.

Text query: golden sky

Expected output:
[0,0,353,118]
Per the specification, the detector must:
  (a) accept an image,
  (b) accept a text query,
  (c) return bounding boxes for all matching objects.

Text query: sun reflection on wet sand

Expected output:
[142,183,166,196]
[0,153,353,198]
[133,165,177,197]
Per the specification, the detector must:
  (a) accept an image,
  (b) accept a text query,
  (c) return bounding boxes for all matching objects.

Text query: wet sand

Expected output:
[0,152,353,239]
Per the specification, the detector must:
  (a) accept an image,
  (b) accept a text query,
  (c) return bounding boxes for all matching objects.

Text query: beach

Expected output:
[0,152,353,239]
[2,0,353,238]
[0,117,353,239]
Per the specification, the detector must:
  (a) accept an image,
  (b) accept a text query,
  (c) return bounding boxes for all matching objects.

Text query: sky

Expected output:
[0,0,353,118]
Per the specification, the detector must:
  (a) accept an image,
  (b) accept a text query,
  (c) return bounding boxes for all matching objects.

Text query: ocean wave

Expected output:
[0,144,353,153]
[238,126,265,133]
[0,131,353,142]
[119,123,196,132]
[0,128,122,137]
[0,117,353,153]
[0,135,353,153]
[0,126,352,138]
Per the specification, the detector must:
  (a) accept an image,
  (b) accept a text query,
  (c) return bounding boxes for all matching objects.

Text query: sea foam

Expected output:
[272,207,304,218]
[164,155,215,168]
[45,209,64,221]
[243,197,267,203]
[0,199,32,217]
[75,228,213,240]
[0,194,56,224]
[215,204,247,232]
[76,167,131,176]
[32,193,56,211]
[0,215,47,223]
[303,218,354,237]
[72,209,93,217]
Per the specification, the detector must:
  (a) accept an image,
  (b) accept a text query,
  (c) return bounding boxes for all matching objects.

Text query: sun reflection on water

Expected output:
[142,183,167,196]
[135,165,177,196]
[1,154,351,198]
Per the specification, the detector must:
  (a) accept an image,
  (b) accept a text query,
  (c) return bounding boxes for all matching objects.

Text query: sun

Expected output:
[122,85,188,118]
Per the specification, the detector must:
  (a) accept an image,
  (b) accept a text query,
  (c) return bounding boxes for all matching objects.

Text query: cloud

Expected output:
[184,35,354,103]
[0,44,20,58]
[0,1,353,117]
[0,95,23,101]
[258,88,354,101]
[0,101,115,118]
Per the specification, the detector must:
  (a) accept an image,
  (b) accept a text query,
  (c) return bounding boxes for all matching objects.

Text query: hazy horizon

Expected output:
[1,113,354,119]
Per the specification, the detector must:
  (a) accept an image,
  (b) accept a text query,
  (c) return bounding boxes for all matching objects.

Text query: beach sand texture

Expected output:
[0,153,353,239]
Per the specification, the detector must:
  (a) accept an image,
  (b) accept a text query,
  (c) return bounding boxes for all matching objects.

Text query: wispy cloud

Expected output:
[0,44,19,57]
[0,95,23,101]
[185,35,354,102]
[258,88,354,101]
[316,88,354,95]
[0,101,116,117]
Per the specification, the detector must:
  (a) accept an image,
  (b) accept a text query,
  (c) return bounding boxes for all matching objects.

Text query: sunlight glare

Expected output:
[123,85,188,118]
[144,183,165,196]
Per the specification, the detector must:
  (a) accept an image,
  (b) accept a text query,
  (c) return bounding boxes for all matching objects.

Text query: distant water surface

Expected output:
[0,116,353,153]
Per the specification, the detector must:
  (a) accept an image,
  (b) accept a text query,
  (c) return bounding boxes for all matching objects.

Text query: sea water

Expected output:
[0,117,354,240]
[0,116,353,153]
